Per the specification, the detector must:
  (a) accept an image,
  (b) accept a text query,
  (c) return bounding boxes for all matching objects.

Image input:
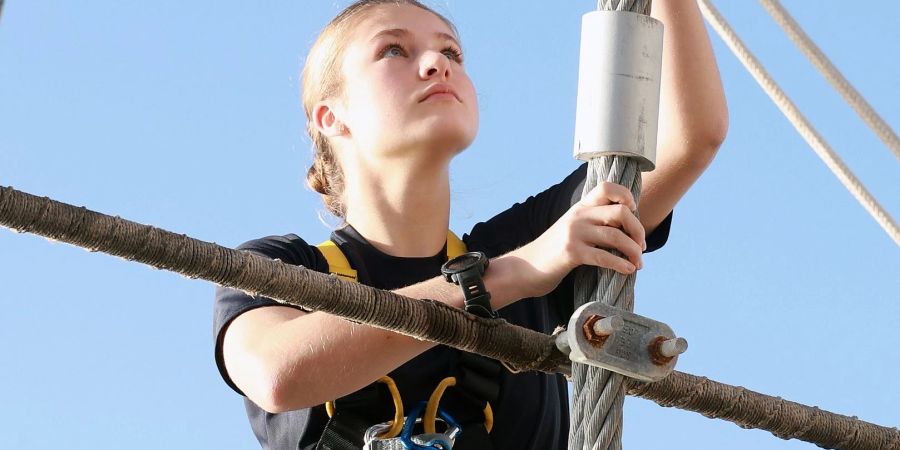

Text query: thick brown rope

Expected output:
[1,184,898,449]
[0,185,567,374]
[627,372,900,450]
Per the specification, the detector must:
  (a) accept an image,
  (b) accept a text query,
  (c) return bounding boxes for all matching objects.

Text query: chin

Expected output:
[428,131,475,156]
[421,117,478,151]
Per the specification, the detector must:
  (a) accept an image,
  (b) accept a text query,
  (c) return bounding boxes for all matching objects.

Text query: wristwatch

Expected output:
[441,251,497,319]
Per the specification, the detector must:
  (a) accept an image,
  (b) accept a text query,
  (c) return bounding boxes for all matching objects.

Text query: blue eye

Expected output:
[380,43,407,58]
[442,47,463,63]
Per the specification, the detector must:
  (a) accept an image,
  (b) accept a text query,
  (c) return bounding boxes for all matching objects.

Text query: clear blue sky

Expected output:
[1,1,897,449]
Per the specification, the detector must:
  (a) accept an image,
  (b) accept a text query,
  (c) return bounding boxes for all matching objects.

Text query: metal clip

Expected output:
[363,403,460,450]
[556,302,687,381]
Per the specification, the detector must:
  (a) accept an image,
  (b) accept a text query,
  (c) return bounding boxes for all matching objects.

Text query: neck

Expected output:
[343,158,451,257]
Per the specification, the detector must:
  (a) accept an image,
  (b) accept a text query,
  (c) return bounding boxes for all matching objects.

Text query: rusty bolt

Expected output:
[582,315,622,347]
[648,336,688,366]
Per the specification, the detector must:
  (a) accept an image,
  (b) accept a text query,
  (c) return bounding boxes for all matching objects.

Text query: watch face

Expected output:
[445,253,480,272]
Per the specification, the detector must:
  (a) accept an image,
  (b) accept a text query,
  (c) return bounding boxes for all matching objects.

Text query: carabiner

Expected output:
[398,402,460,450]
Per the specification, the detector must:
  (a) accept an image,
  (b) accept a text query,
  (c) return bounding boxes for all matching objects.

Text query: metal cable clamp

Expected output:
[556,302,687,382]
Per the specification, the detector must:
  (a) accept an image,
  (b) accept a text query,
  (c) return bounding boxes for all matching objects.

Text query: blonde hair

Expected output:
[302,0,458,217]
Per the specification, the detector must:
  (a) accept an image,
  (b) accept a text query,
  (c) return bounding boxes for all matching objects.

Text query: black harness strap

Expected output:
[440,352,503,449]
[315,412,369,450]
[314,383,396,450]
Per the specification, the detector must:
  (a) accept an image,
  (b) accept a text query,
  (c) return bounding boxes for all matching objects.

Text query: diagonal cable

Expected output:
[759,0,900,161]
[698,0,900,247]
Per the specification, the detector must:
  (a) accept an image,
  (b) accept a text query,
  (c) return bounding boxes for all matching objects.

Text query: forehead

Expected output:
[349,4,459,47]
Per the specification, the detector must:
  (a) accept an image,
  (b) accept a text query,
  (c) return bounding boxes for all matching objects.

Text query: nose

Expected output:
[419,50,451,79]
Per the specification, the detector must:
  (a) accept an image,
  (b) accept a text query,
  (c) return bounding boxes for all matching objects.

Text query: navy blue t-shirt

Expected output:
[213,163,671,449]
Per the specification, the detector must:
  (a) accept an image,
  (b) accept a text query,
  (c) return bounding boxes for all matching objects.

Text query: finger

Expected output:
[612,205,646,251]
[583,226,644,269]
[578,204,647,251]
[585,247,636,275]
[581,182,637,211]
[576,226,643,269]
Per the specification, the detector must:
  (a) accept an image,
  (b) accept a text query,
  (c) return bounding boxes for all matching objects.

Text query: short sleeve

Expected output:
[212,233,327,395]
[465,163,672,256]
[645,210,671,253]
[465,163,589,257]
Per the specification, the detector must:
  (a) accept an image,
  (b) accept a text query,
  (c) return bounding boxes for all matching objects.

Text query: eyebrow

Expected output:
[369,28,461,49]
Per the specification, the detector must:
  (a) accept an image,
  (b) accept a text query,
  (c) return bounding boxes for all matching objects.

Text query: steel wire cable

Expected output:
[570,1,652,449]
[570,157,640,450]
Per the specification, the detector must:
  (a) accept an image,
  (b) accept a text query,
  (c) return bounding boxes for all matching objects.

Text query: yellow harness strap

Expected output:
[424,376,493,434]
[325,376,405,439]
[446,231,467,260]
[316,240,358,282]
[317,231,466,283]
[317,231,471,438]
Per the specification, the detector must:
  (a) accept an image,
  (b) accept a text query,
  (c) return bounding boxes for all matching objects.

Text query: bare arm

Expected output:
[641,0,729,232]
[223,184,646,413]
[222,2,728,414]
[222,251,532,413]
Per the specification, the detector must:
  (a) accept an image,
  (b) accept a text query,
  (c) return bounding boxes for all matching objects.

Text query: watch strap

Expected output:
[454,268,496,318]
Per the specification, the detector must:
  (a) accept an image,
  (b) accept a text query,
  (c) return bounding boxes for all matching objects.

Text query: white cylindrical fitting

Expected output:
[573,11,664,171]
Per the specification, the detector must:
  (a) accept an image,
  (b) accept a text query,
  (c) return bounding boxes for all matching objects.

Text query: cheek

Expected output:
[459,76,476,103]
[359,76,407,117]
[461,81,479,128]
[344,84,402,133]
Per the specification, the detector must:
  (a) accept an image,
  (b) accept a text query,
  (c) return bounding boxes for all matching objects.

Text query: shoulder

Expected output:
[465,163,587,256]
[236,233,327,268]
[214,233,329,319]
[213,233,330,333]
[213,233,329,395]
[214,233,330,314]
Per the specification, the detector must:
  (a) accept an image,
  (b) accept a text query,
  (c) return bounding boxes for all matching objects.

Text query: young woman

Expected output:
[213,1,727,448]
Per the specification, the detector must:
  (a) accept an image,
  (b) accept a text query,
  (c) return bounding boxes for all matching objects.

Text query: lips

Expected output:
[419,83,459,103]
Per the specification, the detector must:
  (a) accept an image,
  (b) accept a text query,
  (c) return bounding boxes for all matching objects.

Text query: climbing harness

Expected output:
[315,231,501,450]
[424,377,492,435]
[363,402,461,450]
[326,376,406,441]
[317,231,467,283]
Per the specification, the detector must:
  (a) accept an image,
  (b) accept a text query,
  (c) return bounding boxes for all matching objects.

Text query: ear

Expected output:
[312,101,348,138]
